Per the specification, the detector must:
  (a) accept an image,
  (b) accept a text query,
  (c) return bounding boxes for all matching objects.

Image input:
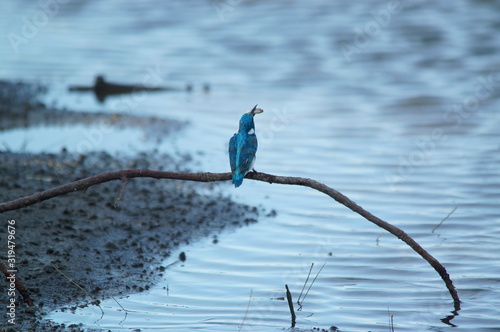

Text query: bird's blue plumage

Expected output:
[229,106,262,187]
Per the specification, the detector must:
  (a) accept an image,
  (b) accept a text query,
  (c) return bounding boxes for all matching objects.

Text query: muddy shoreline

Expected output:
[0,81,259,331]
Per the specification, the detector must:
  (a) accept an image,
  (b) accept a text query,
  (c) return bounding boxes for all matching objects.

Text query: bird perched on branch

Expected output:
[229,105,264,187]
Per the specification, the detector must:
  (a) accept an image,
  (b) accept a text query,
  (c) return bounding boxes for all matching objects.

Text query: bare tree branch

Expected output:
[0,170,460,310]
[0,259,33,306]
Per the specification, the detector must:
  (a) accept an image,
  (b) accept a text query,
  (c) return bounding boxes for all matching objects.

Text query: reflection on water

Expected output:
[0,80,185,154]
[1,0,500,331]
[68,75,192,103]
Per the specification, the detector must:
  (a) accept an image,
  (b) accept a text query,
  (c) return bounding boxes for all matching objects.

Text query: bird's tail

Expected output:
[232,172,244,188]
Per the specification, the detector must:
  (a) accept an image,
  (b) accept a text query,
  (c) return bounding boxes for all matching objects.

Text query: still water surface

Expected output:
[1,0,500,331]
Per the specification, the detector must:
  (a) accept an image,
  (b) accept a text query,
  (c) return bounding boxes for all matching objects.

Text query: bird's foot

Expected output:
[251,169,258,173]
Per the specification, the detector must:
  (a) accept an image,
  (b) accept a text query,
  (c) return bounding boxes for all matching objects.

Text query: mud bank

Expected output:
[0,80,259,331]
[0,152,258,331]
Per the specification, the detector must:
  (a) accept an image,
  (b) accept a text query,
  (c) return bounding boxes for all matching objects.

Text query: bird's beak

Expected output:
[247,104,264,115]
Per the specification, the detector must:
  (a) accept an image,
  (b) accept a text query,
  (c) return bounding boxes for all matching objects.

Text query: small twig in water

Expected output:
[376,233,384,246]
[302,263,326,305]
[387,308,395,332]
[297,262,326,310]
[111,296,129,324]
[432,206,458,233]
[285,284,296,328]
[50,262,104,316]
[297,263,314,309]
[237,289,253,332]
[111,296,129,312]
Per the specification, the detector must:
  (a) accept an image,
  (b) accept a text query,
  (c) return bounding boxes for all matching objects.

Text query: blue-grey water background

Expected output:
[1,0,500,331]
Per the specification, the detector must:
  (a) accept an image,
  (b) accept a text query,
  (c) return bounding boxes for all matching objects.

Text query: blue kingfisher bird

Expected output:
[229,105,264,187]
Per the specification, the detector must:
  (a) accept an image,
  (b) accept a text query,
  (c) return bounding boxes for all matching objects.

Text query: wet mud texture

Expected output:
[0,152,258,331]
[0,80,258,331]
